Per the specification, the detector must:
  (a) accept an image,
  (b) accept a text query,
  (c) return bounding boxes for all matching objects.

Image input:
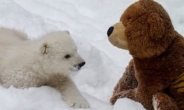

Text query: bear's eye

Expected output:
[64,54,71,59]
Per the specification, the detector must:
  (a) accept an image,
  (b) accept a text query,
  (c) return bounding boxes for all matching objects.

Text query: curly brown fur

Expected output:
[107,0,184,110]
[111,60,138,104]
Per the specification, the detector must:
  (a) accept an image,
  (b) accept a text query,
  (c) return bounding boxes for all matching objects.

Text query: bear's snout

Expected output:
[78,62,85,69]
[107,26,114,37]
[73,61,85,71]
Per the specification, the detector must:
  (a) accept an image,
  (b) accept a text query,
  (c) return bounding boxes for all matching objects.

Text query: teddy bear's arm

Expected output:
[111,59,138,104]
[113,59,138,92]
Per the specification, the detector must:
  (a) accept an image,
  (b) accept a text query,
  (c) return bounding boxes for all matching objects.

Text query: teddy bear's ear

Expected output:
[147,13,165,40]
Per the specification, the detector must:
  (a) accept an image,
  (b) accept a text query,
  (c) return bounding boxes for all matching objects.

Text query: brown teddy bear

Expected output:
[107,0,184,110]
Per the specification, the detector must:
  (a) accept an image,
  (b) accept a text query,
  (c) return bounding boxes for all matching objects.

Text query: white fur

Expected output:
[152,95,159,110]
[0,28,90,108]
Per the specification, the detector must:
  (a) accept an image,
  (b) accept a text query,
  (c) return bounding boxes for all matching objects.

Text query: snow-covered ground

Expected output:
[0,0,184,110]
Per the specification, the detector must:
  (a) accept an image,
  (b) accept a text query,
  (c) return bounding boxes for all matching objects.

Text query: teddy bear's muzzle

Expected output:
[107,26,114,37]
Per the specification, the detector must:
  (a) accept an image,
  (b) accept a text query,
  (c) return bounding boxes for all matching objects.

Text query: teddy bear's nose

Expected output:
[107,26,114,37]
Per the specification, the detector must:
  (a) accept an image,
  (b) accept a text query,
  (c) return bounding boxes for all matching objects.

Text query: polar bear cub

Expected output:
[0,28,90,108]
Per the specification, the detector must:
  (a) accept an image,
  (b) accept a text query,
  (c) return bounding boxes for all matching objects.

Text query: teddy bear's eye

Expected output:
[64,54,71,59]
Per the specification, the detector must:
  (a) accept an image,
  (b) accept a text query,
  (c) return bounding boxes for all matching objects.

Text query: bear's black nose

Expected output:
[79,62,85,68]
[107,26,114,37]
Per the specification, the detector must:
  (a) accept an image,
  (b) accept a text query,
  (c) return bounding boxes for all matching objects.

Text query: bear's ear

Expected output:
[63,30,70,35]
[41,43,50,55]
[147,13,165,40]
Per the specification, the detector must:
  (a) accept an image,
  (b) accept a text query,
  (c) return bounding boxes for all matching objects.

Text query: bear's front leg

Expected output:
[48,76,90,108]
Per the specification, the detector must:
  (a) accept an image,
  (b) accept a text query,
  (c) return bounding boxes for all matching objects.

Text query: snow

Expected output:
[0,0,183,110]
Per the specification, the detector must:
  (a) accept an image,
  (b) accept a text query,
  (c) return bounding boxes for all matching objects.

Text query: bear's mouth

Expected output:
[71,62,85,71]
[74,65,80,71]
[70,65,80,71]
